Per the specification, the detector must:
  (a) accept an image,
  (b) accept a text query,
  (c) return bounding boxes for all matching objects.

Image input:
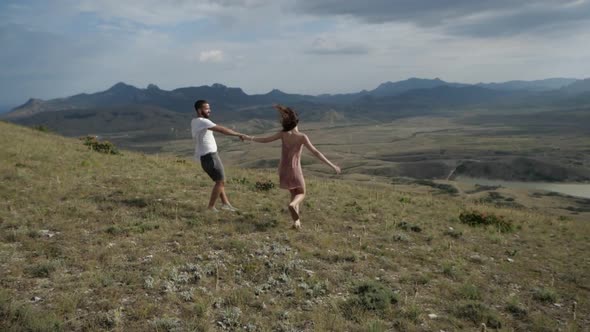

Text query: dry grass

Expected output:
[1,121,589,331]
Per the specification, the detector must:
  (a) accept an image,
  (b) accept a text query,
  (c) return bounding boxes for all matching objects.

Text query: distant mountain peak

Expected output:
[267,89,287,96]
[211,83,227,89]
[147,84,160,90]
[107,82,137,92]
[24,98,44,105]
[12,98,44,110]
[371,78,454,97]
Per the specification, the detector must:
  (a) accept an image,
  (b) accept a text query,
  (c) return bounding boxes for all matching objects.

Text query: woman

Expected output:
[242,105,341,229]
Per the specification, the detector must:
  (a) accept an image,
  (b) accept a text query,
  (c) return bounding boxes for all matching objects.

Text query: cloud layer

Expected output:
[1,0,589,105]
[293,0,590,37]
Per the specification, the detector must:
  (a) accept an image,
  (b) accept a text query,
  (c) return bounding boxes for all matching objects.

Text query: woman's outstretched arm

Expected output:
[242,131,282,143]
[302,134,341,174]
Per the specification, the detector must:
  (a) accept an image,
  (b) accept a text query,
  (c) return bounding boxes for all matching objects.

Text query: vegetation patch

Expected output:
[466,184,502,194]
[397,221,422,233]
[0,290,62,331]
[478,191,523,208]
[506,300,528,318]
[414,179,459,195]
[342,281,398,316]
[455,301,502,328]
[532,287,558,303]
[32,124,51,132]
[80,135,119,154]
[255,180,275,191]
[25,261,59,278]
[459,210,514,233]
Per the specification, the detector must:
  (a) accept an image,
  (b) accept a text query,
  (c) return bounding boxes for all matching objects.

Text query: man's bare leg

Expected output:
[219,188,229,205]
[208,181,224,209]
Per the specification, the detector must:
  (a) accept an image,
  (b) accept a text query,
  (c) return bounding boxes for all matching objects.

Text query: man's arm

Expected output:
[209,125,243,137]
[250,131,282,143]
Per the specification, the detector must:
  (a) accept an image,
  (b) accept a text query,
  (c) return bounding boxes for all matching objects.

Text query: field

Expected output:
[1,120,589,331]
[106,109,590,221]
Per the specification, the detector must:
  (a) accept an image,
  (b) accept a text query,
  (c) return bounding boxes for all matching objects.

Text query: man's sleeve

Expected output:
[191,120,198,139]
[203,118,216,129]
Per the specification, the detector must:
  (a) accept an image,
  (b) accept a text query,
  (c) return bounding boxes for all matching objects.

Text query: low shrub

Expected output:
[342,280,397,315]
[255,180,275,191]
[80,136,119,155]
[33,125,50,132]
[455,301,502,328]
[532,287,558,303]
[459,210,513,233]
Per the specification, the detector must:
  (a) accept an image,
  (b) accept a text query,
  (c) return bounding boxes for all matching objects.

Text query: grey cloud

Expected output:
[306,38,370,55]
[212,0,270,8]
[0,23,132,104]
[292,0,590,37]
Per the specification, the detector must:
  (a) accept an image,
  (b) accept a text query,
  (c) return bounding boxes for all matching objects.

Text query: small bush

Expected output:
[415,179,459,195]
[398,197,412,203]
[255,180,275,191]
[459,210,513,233]
[443,228,463,238]
[229,177,249,185]
[393,232,411,242]
[459,284,481,300]
[343,281,397,314]
[366,320,387,332]
[506,301,528,318]
[105,225,127,236]
[455,302,502,328]
[151,316,182,332]
[401,303,422,323]
[33,125,50,132]
[80,136,119,155]
[0,290,62,331]
[253,218,279,232]
[25,261,58,278]
[441,261,460,279]
[532,287,558,303]
[397,221,422,233]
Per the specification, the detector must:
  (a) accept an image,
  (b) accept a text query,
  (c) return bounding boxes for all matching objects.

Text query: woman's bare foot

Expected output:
[292,219,301,230]
[288,203,300,221]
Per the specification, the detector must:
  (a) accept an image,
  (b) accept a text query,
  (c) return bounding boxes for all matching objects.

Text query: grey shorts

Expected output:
[200,152,225,182]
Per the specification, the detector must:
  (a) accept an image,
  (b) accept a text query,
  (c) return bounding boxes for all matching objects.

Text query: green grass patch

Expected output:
[459,210,514,233]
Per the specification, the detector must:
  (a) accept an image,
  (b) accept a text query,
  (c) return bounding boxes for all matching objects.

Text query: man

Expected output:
[192,99,244,212]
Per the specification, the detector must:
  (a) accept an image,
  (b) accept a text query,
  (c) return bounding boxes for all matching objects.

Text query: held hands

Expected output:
[239,134,253,142]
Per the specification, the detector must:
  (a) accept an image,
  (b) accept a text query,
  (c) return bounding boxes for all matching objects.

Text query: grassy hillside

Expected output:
[0,121,588,331]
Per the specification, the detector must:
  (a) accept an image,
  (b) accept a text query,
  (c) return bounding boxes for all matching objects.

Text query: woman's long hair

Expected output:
[279,106,299,132]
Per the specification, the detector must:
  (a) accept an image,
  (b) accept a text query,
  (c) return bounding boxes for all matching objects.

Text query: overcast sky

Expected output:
[1,0,590,106]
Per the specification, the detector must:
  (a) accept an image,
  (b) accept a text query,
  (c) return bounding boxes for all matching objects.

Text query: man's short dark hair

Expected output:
[194,100,208,113]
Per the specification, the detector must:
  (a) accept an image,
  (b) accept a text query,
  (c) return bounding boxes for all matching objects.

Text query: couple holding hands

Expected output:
[191,100,340,229]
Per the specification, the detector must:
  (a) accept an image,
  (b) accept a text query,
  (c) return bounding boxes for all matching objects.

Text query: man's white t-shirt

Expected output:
[191,117,217,157]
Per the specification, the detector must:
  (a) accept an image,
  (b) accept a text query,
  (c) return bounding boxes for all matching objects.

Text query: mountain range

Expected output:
[3,77,590,134]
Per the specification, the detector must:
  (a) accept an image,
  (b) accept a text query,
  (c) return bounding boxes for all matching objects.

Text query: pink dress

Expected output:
[279,134,305,190]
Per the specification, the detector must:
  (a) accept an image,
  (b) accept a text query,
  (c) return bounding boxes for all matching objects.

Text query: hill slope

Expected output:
[0,121,588,331]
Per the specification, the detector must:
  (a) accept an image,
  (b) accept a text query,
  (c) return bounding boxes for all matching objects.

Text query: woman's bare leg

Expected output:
[288,187,305,228]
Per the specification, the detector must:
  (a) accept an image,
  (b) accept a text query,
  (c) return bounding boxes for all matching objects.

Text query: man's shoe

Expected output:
[221,204,238,212]
[207,207,219,212]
